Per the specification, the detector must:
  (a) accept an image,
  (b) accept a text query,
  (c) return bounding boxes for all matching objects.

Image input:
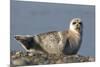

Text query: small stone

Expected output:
[88,57,95,62]
[56,59,63,64]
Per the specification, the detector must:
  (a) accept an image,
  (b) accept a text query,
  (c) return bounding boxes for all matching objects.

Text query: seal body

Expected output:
[15,18,83,55]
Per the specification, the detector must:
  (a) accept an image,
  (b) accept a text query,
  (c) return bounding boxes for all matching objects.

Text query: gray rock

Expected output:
[10,51,95,66]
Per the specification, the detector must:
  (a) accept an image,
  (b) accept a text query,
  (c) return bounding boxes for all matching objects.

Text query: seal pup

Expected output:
[15,18,83,55]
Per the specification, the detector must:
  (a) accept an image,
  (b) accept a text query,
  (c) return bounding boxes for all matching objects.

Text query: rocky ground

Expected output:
[10,51,95,67]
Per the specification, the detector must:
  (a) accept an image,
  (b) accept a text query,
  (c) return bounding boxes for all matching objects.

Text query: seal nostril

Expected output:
[76,24,80,28]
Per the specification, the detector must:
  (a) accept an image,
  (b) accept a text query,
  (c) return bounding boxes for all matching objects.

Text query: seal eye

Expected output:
[79,22,82,25]
[73,22,76,25]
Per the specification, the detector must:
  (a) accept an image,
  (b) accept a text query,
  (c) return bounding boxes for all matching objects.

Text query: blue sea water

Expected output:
[10,0,95,57]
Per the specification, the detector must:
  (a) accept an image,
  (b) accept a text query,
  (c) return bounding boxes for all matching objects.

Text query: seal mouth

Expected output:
[75,24,81,32]
[76,26,80,29]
